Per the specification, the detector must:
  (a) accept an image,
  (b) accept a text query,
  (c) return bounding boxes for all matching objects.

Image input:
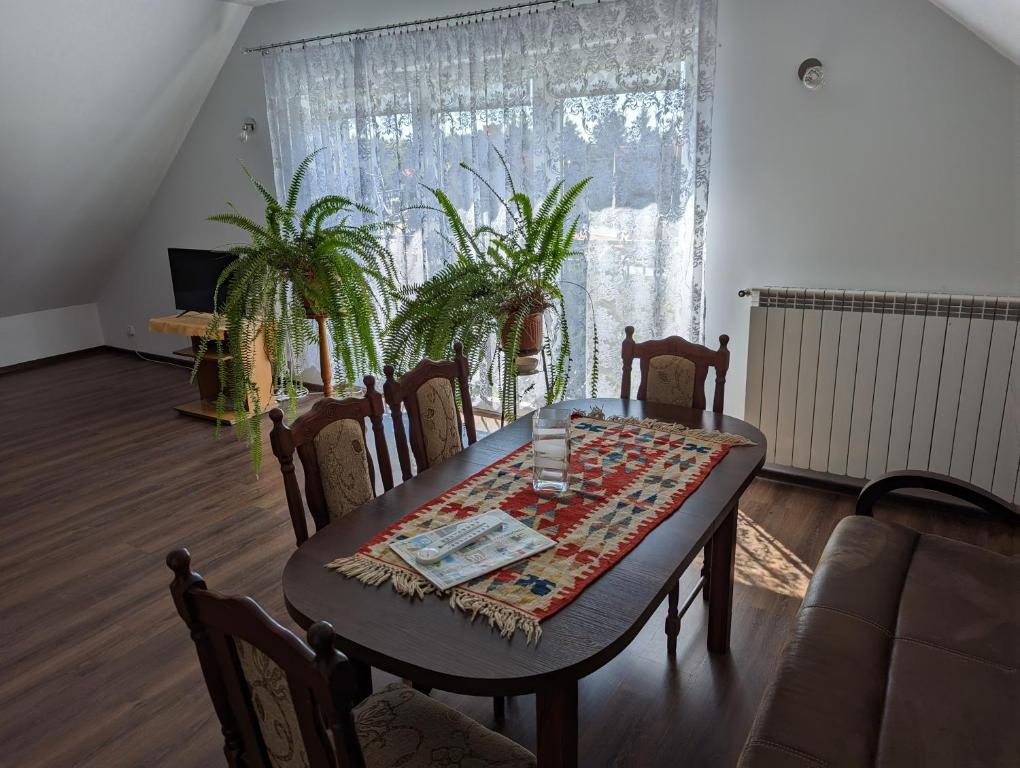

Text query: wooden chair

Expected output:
[166,548,535,768]
[383,341,477,482]
[269,376,393,546]
[620,326,731,655]
[620,325,730,412]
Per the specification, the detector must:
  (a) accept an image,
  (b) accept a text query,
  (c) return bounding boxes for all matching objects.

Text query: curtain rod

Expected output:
[243,0,571,55]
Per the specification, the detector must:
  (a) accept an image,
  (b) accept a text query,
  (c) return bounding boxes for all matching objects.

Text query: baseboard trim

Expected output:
[759,464,866,495]
[102,345,192,367]
[0,346,106,375]
[758,464,986,513]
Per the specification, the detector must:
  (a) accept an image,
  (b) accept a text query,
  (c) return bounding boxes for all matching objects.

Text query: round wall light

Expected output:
[797,58,825,90]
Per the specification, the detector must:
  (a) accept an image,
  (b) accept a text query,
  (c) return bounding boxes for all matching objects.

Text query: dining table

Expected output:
[282,397,767,767]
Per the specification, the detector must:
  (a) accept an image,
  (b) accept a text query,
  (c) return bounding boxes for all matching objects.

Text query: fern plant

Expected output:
[384,151,597,421]
[197,150,397,472]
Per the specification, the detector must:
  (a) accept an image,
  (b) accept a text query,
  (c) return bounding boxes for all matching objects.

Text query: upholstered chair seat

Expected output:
[355,684,535,767]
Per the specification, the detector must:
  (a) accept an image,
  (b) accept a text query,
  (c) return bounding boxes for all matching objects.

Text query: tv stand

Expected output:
[148,313,275,424]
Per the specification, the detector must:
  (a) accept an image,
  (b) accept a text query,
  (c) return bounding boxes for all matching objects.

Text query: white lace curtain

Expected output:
[262,0,717,400]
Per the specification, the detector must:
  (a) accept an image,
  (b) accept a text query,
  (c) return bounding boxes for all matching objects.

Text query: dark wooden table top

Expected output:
[283,398,766,696]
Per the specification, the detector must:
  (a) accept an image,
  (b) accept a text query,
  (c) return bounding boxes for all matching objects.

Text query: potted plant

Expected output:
[198,149,396,471]
[384,151,597,422]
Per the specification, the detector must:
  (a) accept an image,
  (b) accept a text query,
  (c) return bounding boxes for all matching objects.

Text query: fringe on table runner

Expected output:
[327,554,434,600]
[576,407,756,447]
[448,591,542,644]
[327,554,543,644]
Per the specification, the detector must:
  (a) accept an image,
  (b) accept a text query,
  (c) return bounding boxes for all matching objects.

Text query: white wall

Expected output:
[0,304,103,367]
[98,0,1019,410]
[0,0,249,319]
[705,0,1019,417]
[98,0,488,360]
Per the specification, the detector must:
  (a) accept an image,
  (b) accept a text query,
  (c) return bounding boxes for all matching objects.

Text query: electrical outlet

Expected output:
[126,324,136,337]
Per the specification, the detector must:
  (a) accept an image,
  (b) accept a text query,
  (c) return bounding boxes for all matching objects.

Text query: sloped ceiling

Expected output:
[930,0,1020,63]
[0,0,250,317]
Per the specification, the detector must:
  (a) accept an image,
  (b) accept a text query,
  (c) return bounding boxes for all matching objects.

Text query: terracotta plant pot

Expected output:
[501,311,543,355]
[516,356,540,375]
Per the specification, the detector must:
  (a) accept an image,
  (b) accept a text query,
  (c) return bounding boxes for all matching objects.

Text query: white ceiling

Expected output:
[930,0,1020,63]
[0,0,250,317]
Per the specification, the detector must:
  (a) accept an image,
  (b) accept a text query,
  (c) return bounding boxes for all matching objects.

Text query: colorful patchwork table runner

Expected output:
[328,410,754,643]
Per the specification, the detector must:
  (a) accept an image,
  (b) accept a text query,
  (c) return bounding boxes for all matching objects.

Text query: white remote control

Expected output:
[414,516,504,565]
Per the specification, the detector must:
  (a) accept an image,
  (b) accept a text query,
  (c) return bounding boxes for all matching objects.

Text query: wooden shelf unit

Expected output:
[148,312,275,424]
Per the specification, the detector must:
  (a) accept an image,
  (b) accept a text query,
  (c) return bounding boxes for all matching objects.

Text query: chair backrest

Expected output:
[620,326,730,413]
[269,376,393,546]
[383,341,477,481]
[166,548,365,768]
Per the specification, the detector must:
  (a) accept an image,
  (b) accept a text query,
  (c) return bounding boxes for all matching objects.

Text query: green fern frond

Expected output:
[198,150,397,473]
[286,148,324,214]
[383,148,597,417]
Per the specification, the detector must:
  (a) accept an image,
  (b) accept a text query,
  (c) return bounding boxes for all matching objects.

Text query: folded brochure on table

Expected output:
[388,511,555,592]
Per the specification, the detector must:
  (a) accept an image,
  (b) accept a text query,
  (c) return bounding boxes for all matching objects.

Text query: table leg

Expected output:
[701,543,712,602]
[536,680,578,768]
[664,582,681,655]
[707,504,738,654]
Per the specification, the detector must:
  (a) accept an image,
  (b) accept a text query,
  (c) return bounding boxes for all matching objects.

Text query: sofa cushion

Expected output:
[739,515,1019,768]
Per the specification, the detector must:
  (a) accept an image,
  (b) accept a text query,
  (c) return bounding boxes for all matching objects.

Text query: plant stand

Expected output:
[274,328,310,402]
[148,312,275,423]
[306,314,365,401]
[497,345,549,426]
[311,314,334,398]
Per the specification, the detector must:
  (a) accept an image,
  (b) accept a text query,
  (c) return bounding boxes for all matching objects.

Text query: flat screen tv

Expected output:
[168,248,238,314]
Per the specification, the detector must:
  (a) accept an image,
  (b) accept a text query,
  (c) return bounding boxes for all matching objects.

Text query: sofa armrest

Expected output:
[856,470,1017,520]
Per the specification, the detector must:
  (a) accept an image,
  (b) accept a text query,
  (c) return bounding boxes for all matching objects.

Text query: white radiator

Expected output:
[744,288,1020,503]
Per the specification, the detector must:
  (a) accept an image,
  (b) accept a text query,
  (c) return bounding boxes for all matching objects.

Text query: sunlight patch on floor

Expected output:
[734,510,813,599]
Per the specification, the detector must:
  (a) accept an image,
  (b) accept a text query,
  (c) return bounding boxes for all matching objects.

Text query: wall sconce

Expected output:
[797,58,825,90]
[239,117,257,142]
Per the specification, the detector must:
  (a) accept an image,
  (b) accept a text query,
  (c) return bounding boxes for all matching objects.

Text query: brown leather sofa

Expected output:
[739,471,1019,768]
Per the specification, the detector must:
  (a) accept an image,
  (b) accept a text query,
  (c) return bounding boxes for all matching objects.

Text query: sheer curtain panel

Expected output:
[262,0,718,400]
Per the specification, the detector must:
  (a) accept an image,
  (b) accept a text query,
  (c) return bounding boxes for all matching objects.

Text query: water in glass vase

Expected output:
[532,408,571,494]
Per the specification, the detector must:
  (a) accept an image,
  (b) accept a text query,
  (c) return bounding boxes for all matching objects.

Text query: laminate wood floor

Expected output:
[1,351,1015,767]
